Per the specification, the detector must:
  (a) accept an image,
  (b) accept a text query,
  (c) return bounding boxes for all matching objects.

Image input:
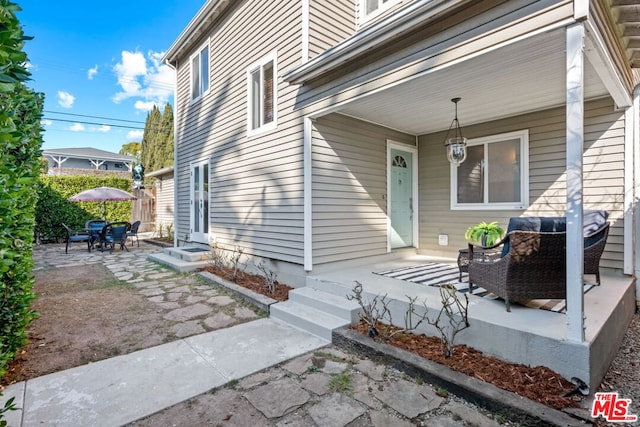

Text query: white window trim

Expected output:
[246,51,278,137]
[359,0,401,26]
[450,129,529,210]
[189,39,210,103]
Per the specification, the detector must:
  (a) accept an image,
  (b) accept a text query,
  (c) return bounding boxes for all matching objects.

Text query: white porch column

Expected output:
[566,22,585,343]
[303,116,313,271]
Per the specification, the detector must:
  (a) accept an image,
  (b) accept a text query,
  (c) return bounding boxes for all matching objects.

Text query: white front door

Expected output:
[388,145,416,249]
[190,160,209,243]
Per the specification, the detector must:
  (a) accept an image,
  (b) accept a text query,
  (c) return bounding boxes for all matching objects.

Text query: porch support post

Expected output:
[633,86,640,304]
[566,22,585,343]
[303,116,313,271]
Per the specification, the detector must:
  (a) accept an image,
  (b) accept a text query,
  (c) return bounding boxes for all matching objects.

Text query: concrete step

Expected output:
[164,247,210,262]
[147,252,209,273]
[270,300,349,341]
[289,287,361,323]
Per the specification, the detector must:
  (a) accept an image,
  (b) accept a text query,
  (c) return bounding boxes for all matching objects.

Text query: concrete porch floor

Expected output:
[305,252,636,392]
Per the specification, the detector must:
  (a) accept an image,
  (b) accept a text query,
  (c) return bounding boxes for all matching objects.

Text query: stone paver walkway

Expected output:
[32,241,261,337]
[130,347,505,427]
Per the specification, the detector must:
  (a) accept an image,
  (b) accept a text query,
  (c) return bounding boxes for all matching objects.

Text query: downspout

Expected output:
[304,116,313,271]
[624,86,638,276]
[165,58,179,248]
[634,85,640,308]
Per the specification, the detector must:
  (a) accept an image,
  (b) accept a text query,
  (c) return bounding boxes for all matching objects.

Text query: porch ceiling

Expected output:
[335,29,609,136]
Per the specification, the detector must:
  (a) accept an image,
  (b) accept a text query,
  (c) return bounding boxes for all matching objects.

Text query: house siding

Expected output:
[155,174,174,231]
[308,0,356,59]
[173,0,305,263]
[312,113,415,264]
[418,97,625,271]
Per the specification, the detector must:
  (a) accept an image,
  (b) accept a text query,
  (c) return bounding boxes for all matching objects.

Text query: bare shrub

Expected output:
[427,285,470,357]
[208,243,228,270]
[229,246,246,281]
[255,260,278,294]
[347,281,428,340]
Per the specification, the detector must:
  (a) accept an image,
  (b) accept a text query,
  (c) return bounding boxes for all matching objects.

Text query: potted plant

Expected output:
[464,221,505,247]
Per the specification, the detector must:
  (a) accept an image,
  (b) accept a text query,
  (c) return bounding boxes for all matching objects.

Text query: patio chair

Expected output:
[97,222,130,252]
[584,222,610,285]
[61,223,91,254]
[468,230,567,312]
[85,219,108,249]
[126,220,141,247]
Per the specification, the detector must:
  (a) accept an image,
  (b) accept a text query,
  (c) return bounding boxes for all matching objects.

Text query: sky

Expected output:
[18,0,206,154]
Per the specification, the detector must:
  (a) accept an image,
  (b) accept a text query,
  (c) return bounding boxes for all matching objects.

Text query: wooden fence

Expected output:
[132,188,155,233]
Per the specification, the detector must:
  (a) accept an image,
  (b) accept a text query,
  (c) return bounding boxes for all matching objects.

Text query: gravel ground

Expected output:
[598,311,640,420]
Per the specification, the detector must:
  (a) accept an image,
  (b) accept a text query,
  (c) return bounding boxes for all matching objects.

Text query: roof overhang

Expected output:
[283,0,473,84]
[163,0,232,65]
[285,1,639,136]
[146,166,175,178]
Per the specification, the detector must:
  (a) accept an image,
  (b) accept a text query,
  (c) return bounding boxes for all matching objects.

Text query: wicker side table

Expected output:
[457,248,500,281]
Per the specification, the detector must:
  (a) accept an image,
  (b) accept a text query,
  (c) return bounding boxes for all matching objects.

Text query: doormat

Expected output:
[181,247,209,253]
[374,262,595,313]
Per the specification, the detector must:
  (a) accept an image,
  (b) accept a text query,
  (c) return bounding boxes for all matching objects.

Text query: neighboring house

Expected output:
[43,147,135,173]
[164,0,640,390]
[147,166,175,234]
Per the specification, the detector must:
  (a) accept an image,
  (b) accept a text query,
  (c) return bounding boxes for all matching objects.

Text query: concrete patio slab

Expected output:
[6,318,328,427]
[184,318,328,380]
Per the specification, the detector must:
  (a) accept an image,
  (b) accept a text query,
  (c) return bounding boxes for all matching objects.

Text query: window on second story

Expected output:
[190,42,210,101]
[361,0,400,23]
[247,52,277,135]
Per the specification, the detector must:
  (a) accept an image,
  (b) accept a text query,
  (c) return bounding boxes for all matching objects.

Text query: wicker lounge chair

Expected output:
[468,230,567,312]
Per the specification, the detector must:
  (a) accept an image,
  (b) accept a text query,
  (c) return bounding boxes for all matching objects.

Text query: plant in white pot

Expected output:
[464,221,505,247]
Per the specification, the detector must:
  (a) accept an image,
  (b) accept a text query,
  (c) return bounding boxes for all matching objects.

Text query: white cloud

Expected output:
[69,123,85,132]
[112,50,174,112]
[88,65,98,80]
[127,130,144,141]
[92,125,111,133]
[134,100,157,111]
[57,91,75,108]
[41,119,53,126]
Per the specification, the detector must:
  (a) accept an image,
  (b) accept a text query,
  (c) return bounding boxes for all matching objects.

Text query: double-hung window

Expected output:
[190,42,210,101]
[247,52,277,135]
[361,0,400,23]
[451,130,529,210]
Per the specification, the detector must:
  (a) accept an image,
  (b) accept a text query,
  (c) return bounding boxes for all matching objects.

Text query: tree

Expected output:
[119,142,142,162]
[140,102,173,173]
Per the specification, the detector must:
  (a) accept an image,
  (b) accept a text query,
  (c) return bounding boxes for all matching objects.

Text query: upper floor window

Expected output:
[190,42,210,101]
[247,52,277,135]
[451,130,529,210]
[361,0,400,23]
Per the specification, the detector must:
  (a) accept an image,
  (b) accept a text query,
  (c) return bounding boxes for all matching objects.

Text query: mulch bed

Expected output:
[201,266,291,301]
[350,321,582,410]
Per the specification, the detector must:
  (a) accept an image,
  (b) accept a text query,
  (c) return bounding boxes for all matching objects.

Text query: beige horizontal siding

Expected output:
[312,113,414,265]
[155,175,174,230]
[417,97,625,271]
[173,0,306,264]
[308,0,355,59]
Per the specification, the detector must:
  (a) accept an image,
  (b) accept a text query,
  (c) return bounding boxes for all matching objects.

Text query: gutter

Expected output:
[163,0,230,65]
[283,0,470,84]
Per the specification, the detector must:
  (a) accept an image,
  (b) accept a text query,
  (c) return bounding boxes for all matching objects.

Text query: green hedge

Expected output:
[36,175,134,241]
[0,0,43,380]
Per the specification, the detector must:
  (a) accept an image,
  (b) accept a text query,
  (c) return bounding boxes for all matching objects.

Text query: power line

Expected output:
[44,110,146,124]
[43,117,144,130]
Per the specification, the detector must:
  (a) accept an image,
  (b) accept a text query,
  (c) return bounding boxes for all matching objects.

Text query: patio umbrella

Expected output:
[68,186,137,219]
